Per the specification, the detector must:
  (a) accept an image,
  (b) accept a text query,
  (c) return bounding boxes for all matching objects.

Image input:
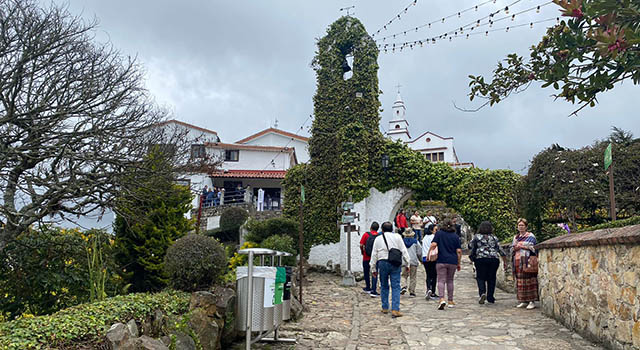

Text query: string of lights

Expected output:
[373,0,497,42]
[261,114,313,170]
[377,1,554,51]
[379,17,558,53]
[371,0,419,38]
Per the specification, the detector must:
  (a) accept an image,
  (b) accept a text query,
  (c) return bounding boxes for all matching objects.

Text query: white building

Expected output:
[387,91,473,168]
[236,127,310,163]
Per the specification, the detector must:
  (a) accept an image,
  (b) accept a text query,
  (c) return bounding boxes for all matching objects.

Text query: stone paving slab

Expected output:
[247,260,605,350]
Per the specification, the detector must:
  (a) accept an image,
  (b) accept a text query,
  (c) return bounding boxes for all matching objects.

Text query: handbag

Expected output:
[382,233,403,267]
[523,255,538,274]
[469,237,478,262]
[428,246,438,262]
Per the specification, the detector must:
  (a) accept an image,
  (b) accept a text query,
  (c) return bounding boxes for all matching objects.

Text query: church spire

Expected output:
[388,85,410,142]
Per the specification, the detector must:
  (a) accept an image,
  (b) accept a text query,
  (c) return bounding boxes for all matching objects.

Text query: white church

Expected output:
[386,90,474,169]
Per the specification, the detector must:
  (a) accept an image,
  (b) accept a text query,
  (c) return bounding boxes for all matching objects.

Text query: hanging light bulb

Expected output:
[420,41,423,47]
[392,48,395,52]
[458,12,461,18]
[475,6,478,11]
[505,6,509,14]
[489,20,493,27]
[530,22,533,28]
[393,34,396,38]
[485,31,488,36]
[415,27,419,32]
[455,31,458,36]
[449,36,452,41]
[536,6,540,13]
[404,31,407,35]
[466,34,470,39]
[493,0,496,3]
[556,17,560,24]
[511,14,515,21]
[428,23,431,28]
[506,26,509,32]
[442,17,445,23]
[476,19,480,27]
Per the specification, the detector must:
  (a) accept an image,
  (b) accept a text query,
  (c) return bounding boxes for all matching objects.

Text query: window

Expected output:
[395,124,400,129]
[190,144,206,158]
[225,150,239,161]
[425,152,445,162]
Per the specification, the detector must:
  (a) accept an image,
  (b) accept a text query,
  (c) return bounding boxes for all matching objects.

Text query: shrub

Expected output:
[0,227,121,321]
[164,234,227,292]
[0,290,189,350]
[538,223,568,243]
[228,241,259,271]
[260,235,296,266]
[220,207,249,232]
[577,216,640,233]
[244,217,298,244]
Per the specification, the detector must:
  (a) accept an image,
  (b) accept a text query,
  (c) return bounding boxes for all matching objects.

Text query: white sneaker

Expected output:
[516,302,527,308]
[526,302,536,309]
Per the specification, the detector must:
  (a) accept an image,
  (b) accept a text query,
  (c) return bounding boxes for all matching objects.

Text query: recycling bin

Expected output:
[283,266,293,320]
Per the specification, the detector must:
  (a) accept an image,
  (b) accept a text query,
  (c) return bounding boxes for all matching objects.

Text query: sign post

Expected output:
[604,143,616,221]
[341,195,359,286]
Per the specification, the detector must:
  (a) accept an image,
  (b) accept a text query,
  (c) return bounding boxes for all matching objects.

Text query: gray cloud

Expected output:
[53,0,639,172]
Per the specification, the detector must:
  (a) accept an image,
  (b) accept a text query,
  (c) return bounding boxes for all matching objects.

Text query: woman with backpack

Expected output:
[401,228,422,297]
[360,222,380,297]
[469,221,507,304]
[427,217,462,310]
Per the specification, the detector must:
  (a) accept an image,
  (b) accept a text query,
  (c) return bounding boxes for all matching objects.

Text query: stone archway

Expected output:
[308,187,413,273]
[307,186,472,273]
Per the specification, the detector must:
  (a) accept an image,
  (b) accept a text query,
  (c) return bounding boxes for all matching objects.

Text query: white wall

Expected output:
[158,122,219,144]
[308,187,413,273]
[210,148,292,171]
[408,133,456,163]
[242,133,309,163]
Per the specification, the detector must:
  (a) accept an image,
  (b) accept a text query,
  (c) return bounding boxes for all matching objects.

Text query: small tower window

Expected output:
[395,124,400,129]
[396,110,400,115]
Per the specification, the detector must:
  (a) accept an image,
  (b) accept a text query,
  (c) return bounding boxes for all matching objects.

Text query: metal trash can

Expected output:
[235,248,278,333]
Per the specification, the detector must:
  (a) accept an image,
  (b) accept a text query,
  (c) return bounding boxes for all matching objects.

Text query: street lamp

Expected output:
[381,154,389,174]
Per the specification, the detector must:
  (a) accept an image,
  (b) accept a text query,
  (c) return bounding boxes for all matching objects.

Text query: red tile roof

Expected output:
[210,170,287,179]
[205,142,294,152]
[236,128,309,144]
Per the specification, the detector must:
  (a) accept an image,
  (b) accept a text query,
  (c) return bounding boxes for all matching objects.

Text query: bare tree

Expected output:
[0,0,206,252]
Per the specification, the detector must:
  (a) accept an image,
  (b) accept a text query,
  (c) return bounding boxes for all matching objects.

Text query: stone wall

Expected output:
[536,224,640,350]
[495,243,515,293]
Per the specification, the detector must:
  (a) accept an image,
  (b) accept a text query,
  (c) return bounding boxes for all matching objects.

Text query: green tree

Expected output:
[469,0,640,115]
[114,148,193,292]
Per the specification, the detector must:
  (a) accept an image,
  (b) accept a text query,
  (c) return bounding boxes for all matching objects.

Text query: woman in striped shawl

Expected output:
[511,218,538,309]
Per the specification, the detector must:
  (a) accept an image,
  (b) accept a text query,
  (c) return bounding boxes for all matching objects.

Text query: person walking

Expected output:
[395,209,408,234]
[469,221,508,304]
[401,228,422,297]
[410,211,423,241]
[371,222,410,318]
[511,218,539,310]
[421,223,438,300]
[360,222,380,297]
[427,217,462,310]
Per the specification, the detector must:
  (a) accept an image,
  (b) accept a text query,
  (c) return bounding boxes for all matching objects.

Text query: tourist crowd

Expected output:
[361,213,538,318]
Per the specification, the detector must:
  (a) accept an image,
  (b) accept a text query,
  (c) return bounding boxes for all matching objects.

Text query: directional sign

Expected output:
[341,202,354,210]
[341,215,355,224]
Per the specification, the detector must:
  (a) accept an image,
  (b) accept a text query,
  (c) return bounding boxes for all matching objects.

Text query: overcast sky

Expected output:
[55,0,639,173]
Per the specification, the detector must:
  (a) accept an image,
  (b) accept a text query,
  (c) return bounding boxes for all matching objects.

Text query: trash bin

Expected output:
[236,265,278,332]
[283,266,292,320]
[272,266,286,327]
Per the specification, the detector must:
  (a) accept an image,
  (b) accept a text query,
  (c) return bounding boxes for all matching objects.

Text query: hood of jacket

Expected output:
[403,237,417,248]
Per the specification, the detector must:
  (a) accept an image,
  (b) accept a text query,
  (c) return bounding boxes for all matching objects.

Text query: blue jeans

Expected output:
[413,229,422,241]
[377,260,401,311]
[362,260,377,292]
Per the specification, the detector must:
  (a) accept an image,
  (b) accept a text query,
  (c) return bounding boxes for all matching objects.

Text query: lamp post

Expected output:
[382,154,389,177]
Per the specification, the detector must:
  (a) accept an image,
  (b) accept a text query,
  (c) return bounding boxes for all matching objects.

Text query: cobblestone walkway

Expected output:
[250,259,605,350]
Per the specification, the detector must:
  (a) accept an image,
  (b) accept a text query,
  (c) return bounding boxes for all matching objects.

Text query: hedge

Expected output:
[0,290,190,350]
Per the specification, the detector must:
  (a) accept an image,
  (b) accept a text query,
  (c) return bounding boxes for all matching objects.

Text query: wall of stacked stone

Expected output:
[496,243,515,293]
[536,224,640,350]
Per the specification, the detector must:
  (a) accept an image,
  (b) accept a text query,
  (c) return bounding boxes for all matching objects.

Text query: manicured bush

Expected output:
[220,207,249,232]
[244,217,298,244]
[0,290,189,350]
[164,234,227,292]
[260,235,297,266]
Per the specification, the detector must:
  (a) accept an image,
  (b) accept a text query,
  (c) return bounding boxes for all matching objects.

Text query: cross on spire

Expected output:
[395,84,402,94]
[340,5,355,16]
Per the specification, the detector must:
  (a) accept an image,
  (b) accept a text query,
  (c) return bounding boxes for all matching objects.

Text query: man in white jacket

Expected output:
[371,221,410,318]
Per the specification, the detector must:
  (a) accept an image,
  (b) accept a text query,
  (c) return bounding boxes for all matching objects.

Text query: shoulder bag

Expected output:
[382,233,403,267]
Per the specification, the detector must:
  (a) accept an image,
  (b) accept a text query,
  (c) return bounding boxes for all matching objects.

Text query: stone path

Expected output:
[250,260,605,350]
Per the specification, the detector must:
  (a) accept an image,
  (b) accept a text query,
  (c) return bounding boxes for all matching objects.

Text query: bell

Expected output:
[341,59,351,73]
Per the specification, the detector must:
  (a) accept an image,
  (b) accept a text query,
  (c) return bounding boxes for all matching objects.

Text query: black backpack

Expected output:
[364,232,379,257]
